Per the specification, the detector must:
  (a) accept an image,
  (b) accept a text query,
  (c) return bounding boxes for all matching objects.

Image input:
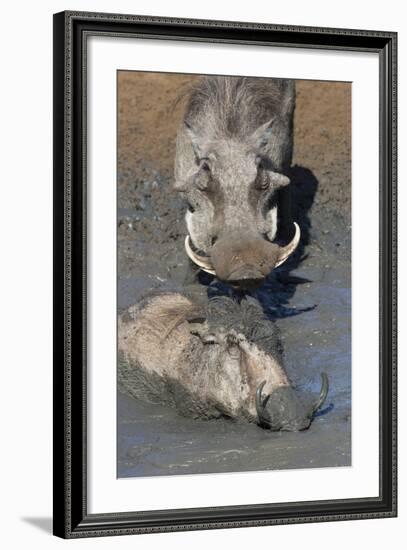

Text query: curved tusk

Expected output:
[312,372,329,413]
[275,222,301,268]
[256,381,266,413]
[185,236,216,275]
[256,381,271,428]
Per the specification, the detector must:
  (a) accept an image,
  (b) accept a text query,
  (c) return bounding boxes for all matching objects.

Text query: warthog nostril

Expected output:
[211,236,218,246]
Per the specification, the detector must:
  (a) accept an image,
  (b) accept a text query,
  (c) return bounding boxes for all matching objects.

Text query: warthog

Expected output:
[118,293,328,431]
[174,76,298,288]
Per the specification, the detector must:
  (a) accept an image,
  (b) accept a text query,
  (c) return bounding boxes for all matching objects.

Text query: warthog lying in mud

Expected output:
[174,76,298,288]
[118,293,328,431]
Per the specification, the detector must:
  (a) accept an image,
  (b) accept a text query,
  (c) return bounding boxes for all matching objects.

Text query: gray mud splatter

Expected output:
[117,166,351,477]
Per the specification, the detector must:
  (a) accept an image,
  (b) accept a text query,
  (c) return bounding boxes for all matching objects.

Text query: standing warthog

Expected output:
[118,293,328,431]
[174,76,298,288]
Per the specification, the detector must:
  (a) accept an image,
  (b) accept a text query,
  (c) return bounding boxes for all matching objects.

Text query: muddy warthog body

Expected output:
[174,76,298,288]
[118,293,328,431]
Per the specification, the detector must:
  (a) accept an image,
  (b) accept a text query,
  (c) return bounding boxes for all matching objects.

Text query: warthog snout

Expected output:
[185,222,301,288]
[211,234,282,285]
[256,373,329,431]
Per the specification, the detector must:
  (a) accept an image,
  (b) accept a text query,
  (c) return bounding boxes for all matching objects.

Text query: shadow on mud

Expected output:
[197,165,319,321]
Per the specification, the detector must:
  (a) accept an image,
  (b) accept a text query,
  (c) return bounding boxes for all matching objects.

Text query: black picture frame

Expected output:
[53,10,397,539]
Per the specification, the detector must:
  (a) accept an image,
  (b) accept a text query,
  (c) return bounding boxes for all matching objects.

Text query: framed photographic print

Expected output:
[53,11,397,538]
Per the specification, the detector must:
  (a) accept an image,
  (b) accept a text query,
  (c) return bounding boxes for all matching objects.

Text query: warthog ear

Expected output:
[251,117,275,150]
[184,120,203,160]
[269,171,290,188]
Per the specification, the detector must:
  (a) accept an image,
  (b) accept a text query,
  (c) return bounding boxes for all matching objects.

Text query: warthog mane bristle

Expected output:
[184,76,295,140]
[206,296,282,358]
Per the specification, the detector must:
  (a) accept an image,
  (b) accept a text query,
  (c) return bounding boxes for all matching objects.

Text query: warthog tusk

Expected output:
[256,380,271,429]
[275,222,301,268]
[312,372,329,414]
[185,236,216,275]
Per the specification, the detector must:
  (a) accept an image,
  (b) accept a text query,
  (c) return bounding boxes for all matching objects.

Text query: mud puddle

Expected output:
[117,170,351,477]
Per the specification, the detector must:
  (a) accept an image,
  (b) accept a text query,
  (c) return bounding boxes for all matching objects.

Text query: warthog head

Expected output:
[200,297,328,431]
[175,77,297,288]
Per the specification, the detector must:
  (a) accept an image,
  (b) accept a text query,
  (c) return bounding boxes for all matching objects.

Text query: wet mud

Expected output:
[117,72,351,477]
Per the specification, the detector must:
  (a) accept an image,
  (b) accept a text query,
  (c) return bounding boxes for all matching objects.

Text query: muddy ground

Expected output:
[117,72,351,477]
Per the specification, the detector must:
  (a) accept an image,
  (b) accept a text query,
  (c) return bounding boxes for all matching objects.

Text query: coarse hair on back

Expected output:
[206,296,283,358]
[183,75,295,140]
[121,291,204,341]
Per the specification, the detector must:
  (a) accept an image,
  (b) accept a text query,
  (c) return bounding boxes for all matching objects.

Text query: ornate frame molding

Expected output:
[53,11,397,538]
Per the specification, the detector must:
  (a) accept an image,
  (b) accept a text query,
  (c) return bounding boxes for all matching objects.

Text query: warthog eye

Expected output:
[256,154,275,171]
[186,201,195,213]
[194,160,212,191]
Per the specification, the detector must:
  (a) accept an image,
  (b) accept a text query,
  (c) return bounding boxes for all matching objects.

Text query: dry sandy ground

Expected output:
[116,72,352,477]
